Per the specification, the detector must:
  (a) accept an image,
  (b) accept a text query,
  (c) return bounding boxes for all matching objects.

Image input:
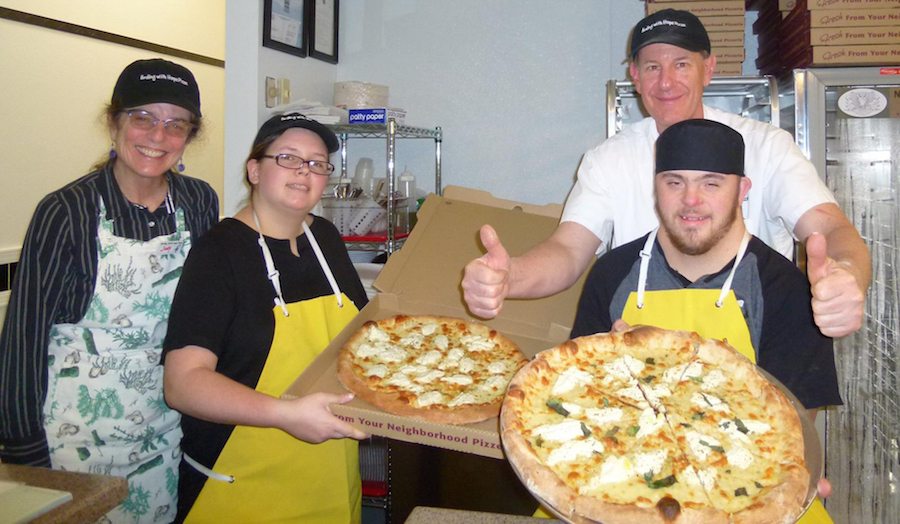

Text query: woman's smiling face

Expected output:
[109,102,193,181]
[246,128,331,216]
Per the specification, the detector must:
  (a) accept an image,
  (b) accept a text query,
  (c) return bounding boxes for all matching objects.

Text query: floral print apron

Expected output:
[43,197,191,524]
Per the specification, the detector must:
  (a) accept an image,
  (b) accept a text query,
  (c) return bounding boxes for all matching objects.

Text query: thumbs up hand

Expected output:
[462,225,511,319]
[806,232,864,337]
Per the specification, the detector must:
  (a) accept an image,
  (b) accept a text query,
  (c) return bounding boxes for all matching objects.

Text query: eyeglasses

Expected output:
[261,154,335,176]
[122,110,196,139]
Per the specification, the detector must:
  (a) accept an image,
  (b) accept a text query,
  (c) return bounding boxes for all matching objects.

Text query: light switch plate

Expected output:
[265,77,278,107]
[280,78,291,105]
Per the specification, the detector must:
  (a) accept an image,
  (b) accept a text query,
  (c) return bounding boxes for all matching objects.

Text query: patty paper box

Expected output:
[283,186,591,458]
[348,108,407,125]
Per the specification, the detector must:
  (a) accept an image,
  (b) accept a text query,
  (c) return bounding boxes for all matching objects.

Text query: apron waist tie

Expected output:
[184,453,235,483]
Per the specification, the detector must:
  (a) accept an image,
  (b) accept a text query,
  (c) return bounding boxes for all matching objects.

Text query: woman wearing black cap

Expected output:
[162,113,369,523]
[0,58,218,524]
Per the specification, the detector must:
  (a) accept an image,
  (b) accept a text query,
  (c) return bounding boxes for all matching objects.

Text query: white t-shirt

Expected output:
[560,105,836,260]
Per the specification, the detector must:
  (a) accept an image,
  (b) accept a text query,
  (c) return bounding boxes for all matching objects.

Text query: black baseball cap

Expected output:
[253,113,340,154]
[630,9,711,59]
[655,119,744,177]
[112,59,201,117]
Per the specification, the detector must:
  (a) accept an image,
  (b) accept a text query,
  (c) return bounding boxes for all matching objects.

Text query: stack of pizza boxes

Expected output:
[284,187,589,457]
[646,0,748,75]
[749,0,900,78]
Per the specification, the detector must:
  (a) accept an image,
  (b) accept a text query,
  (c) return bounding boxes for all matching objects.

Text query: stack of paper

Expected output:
[270,99,348,124]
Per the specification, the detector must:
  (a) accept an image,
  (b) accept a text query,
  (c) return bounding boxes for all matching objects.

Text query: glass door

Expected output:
[794,67,900,524]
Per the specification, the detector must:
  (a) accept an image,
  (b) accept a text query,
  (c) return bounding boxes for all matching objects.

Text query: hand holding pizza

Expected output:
[806,232,865,338]
[276,392,369,443]
[462,225,511,319]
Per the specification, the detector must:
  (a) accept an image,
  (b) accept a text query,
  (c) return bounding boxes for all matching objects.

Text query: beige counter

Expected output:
[0,464,127,523]
[404,506,559,523]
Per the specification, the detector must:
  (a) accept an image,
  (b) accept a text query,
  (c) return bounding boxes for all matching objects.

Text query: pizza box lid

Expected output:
[374,186,590,338]
[283,186,591,458]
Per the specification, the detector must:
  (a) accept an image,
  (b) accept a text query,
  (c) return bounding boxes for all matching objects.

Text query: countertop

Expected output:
[0,464,127,523]
[404,506,559,523]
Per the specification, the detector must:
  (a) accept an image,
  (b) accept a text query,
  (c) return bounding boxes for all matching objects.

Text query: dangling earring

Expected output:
[109,142,117,159]
[177,158,185,172]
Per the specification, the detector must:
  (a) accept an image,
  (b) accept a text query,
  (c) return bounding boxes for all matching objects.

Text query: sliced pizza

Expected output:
[338,315,527,424]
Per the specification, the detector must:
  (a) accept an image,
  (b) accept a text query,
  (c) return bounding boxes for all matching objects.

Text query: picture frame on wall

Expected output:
[263,0,308,58]
[308,0,339,64]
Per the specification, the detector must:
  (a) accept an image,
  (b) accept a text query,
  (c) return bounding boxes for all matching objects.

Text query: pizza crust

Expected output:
[338,315,527,425]
[500,326,813,524]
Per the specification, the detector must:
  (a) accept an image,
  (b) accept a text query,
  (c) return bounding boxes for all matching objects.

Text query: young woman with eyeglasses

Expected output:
[0,59,219,524]
[162,113,369,523]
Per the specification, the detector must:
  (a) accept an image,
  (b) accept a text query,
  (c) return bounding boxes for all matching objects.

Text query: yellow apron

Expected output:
[536,229,832,523]
[184,217,362,523]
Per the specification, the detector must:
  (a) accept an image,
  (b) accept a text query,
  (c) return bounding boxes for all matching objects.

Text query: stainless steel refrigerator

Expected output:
[793,66,900,524]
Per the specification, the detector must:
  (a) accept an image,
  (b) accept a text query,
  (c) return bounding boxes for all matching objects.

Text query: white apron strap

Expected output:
[253,210,291,317]
[301,220,344,309]
[636,228,658,309]
[716,230,752,308]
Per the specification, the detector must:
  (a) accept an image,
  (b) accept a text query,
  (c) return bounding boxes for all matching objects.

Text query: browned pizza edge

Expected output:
[338,315,526,425]
[500,359,580,520]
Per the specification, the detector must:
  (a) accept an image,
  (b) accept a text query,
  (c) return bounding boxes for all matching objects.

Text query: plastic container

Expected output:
[352,158,374,195]
[398,167,417,232]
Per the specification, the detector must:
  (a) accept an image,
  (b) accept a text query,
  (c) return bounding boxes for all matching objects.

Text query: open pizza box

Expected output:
[283,186,591,459]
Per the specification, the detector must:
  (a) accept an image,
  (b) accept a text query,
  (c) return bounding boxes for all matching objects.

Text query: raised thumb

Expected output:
[479,225,510,270]
[805,232,830,285]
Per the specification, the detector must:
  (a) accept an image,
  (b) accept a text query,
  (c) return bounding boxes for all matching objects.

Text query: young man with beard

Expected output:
[570,119,842,421]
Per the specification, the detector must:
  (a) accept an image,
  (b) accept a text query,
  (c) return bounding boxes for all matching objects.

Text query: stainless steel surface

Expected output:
[793,67,900,524]
[328,120,442,255]
[607,76,779,138]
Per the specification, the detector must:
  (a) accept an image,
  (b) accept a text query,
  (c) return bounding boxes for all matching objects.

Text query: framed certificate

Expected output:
[308,0,339,64]
[263,0,308,58]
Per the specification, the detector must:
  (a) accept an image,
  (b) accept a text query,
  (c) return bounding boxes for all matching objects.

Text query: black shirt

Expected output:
[161,217,367,516]
[0,163,218,465]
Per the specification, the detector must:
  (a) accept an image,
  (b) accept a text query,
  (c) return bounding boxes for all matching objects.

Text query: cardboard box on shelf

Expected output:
[713,61,744,75]
[708,30,746,46]
[283,187,590,459]
[810,26,900,45]
[811,8,900,26]
[700,15,747,31]
[647,0,746,16]
[713,46,747,62]
[348,108,407,125]
[811,43,900,63]
[794,0,900,9]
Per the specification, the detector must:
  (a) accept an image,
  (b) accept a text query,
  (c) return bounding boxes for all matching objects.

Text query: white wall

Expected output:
[223,0,646,210]
[334,0,646,206]
[0,0,226,255]
[224,1,339,215]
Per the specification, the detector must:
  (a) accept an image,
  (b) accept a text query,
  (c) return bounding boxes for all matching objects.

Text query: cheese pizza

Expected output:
[338,314,528,425]
[501,325,809,524]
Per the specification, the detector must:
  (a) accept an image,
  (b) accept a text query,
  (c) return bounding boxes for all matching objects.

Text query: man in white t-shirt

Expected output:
[462,8,869,338]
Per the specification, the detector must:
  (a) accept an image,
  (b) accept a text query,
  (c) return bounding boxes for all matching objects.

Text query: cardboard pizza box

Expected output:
[646,0,746,16]
[811,8,900,26]
[713,61,744,75]
[699,15,747,31]
[283,186,591,459]
[810,26,900,46]
[708,30,746,47]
